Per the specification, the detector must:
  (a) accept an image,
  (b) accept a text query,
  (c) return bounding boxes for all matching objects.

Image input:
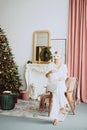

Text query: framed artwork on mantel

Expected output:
[51,39,67,64]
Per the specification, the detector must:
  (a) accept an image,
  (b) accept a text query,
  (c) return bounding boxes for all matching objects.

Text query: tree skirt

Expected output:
[0,99,67,122]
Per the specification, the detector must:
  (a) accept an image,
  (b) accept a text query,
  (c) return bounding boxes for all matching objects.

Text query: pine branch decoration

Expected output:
[40,47,52,61]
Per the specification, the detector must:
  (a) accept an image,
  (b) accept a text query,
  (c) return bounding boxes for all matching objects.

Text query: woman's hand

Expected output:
[46,69,56,77]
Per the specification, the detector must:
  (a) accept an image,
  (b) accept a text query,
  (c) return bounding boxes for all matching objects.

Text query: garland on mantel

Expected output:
[40,47,52,61]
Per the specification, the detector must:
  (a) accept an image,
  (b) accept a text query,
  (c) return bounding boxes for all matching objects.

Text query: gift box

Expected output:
[1,93,15,110]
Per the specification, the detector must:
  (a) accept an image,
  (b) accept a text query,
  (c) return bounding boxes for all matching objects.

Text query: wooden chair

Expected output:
[39,77,78,116]
[39,91,53,116]
[65,77,78,115]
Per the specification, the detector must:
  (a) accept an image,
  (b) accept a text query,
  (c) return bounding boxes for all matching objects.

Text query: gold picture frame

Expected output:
[32,30,50,63]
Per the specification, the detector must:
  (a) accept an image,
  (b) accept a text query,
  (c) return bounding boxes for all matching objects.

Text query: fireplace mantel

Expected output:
[25,63,48,99]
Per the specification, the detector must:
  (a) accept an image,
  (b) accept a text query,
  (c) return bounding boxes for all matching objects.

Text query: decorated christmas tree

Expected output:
[0,27,22,94]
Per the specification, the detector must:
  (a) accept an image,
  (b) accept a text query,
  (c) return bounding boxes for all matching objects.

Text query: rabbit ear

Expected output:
[53,51,61,59]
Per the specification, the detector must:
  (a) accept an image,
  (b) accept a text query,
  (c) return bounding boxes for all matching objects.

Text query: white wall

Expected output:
[0,0,69,89]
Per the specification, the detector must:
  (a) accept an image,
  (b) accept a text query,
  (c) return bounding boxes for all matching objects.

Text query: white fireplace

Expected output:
[25,63,48,99]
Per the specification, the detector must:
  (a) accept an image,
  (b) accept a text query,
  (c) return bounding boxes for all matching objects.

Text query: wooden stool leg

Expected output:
[48,93,53,116]
[65,93,75,115]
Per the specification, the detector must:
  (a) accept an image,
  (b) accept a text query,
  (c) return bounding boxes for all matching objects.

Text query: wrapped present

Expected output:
[1,93,15,110]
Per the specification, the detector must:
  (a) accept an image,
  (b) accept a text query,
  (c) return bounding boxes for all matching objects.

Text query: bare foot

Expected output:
[60,108,66,115]
[53,119,58,126]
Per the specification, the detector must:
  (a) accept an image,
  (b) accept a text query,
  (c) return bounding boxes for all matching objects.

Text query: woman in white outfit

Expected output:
[45,51,67,125]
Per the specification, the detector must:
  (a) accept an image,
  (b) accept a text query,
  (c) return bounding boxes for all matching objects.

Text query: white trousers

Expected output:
[47,80,67,119]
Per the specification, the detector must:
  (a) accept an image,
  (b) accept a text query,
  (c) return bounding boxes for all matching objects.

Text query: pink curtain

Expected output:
[68,0,87,103]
